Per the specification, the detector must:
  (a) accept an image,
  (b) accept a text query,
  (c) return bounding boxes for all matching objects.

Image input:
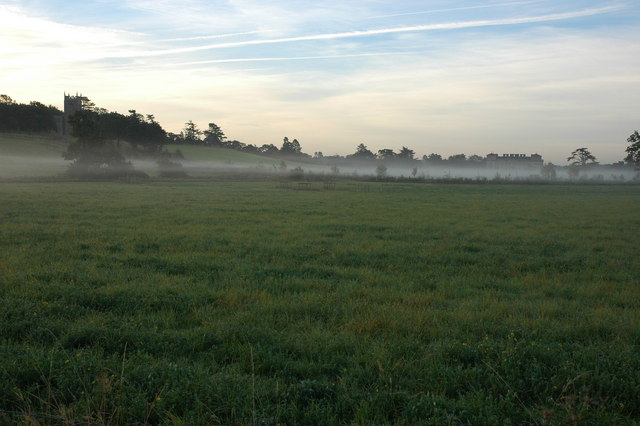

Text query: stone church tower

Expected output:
[62,92,88,135]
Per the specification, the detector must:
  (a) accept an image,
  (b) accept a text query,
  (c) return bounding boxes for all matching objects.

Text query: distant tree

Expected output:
[224,139,246,151]
[625,130,640,169]
[203,122,226,146]
[348,143,376,161]
[376,161,387,179]
[280,137,302,155]
[0,97,61,132]
[167,132,184,144]
[156,150,187,178]
[448,154,466,162]
[259,144,279,156]
[397,146,416,161]
[243,144,259,154]
[99,111,127,144]
[426,153,442,162]
[63,110,132,177]
[377,149,395,160]
[567,147,597,166]
[0,94,14,104]
[567,164,580,180]
[313,151,324,160]
[541,163,557,179]
[289,166,304,180]
[124,110,166,152]
[182,120,202,144]
[468,154,484,162]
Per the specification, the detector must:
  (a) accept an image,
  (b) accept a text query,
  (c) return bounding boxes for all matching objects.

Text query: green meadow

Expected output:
[1,181,639,424]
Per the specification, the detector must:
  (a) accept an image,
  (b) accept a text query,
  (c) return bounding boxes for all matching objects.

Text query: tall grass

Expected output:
[1,181,639,424]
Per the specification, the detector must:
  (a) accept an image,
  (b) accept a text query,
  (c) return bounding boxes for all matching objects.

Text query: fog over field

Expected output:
[2,0,640,423]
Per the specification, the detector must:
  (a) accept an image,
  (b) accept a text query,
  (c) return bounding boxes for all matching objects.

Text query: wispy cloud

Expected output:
[104,5,623,59]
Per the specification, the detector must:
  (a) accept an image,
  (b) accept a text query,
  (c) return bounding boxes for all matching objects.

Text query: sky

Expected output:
[1,0,639,163]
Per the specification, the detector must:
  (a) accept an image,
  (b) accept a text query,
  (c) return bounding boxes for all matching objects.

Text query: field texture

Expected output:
[1,181,639,424]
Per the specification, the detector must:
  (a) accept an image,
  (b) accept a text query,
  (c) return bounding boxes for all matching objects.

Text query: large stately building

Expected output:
[485,153,543,169]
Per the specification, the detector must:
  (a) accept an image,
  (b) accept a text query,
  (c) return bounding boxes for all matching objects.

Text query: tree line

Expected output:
[168,121,311,160]
[2,94,639,174]
[0,95,61,132]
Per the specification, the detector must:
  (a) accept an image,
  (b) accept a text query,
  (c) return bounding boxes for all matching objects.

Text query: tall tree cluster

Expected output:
[0,95,61,132]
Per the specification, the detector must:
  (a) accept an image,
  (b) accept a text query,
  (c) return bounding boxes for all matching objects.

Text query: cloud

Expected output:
[96,4,624,59]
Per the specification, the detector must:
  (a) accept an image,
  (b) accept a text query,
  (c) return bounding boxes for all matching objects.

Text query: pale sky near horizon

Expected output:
[1,0,639,163]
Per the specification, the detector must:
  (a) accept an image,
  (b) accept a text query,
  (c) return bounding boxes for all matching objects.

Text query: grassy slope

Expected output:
[166,144,272,165]
[0,132,71,177]
[1,181,639,424]
[0,133,318,178]
[164,144,325,174]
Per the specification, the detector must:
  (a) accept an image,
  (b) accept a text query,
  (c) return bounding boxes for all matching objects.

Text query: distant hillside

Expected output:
[0,134,325,179]
[160,144,326,173]
[164,144,276,165]
[0,133,70,177]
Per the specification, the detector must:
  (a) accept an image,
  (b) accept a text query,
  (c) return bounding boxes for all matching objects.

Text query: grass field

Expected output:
[1,181,639,424]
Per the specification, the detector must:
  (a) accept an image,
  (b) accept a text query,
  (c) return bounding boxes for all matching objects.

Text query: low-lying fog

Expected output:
[2,154,637,183]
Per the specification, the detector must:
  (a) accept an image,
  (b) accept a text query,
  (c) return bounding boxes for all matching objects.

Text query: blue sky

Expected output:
[1,0,639,162]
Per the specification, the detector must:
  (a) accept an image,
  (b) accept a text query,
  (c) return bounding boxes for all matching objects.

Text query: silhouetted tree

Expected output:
[448,154,466,163]
[243,144,259,154]
[348,143,376,161]
[541,163,556,179]
[397,146,415,160]
[156,150,187,178]
[182,120,202,144]
[124,110,166,152]
[426,153,442,162]
[567,147,597,166]
[167,132,184,144]
[567,164,580,180]
[289,166,304,180]
[377,149,395,160]
[0,97,61,132]
[625,130,640,169]
[224,139,246,151]
[281,137,302,155]
[203,122,226,146]
[259,144,279,156]
[98,111,127,144]
[0,94,14,104]
[63,110,132,177]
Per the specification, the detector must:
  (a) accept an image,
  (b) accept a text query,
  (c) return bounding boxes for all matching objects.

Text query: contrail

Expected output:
[108,5,622,58]
[173,51,413,66]
[365,0,543,20]
[157,30,273,43]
